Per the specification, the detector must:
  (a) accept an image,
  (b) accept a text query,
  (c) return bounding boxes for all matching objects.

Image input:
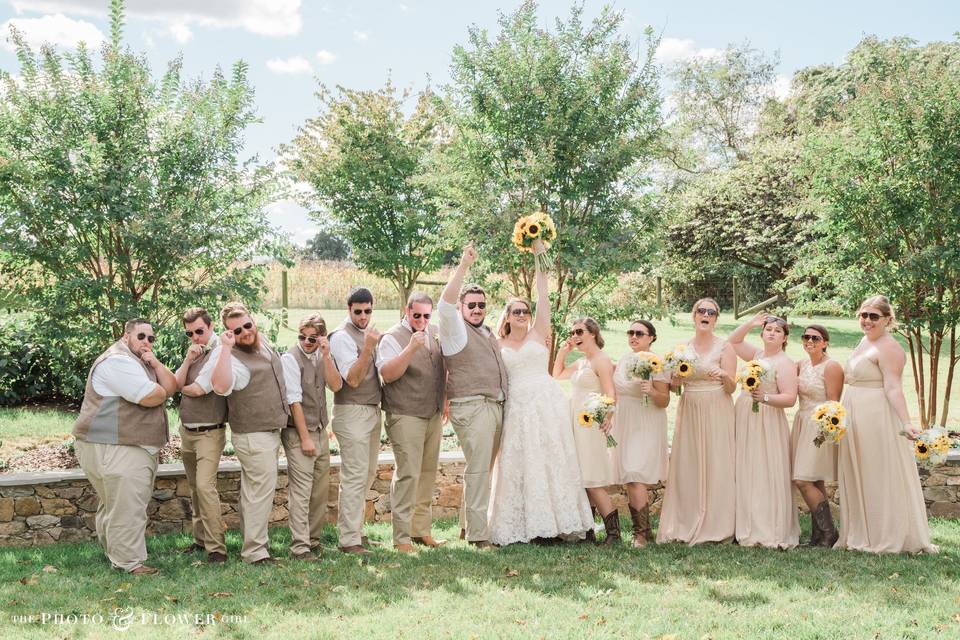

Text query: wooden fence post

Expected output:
[656,276,663,318]
[732,277,739,319]
[281,270,289,325]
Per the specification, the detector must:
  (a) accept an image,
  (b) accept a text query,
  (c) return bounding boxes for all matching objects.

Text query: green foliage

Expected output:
[301,229,351,261]
[284,82,446,303]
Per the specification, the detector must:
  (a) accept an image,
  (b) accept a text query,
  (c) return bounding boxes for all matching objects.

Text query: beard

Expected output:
[235,332,261,354]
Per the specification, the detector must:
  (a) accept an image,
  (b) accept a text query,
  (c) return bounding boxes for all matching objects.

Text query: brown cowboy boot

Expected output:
[599,509,622,546]
[629,505,651,548]
[812,501,838,548]
[804,507,823,547]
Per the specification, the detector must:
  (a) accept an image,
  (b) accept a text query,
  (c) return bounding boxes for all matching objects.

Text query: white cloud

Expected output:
[11,1,303,38]
[168,22,192,44]
[266,55,313,75]
[352,30,369,43]
[655,37,722,64]
[1,13,104,52]
[398,4,410,12]
[771,74,791,100]
[264,198,317,246]
[315,49,337,65]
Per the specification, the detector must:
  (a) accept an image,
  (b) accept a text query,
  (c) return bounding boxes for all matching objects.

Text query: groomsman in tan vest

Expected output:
[73,318,178,574]
[280,313,342,560]
[377,292,447,553]
[438,245,509,548]
[195,302,290,564]
[175,307,228,563]
[329,287,383,554]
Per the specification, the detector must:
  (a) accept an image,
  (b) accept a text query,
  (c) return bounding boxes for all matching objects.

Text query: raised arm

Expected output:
[728,311,765,362]
[552,336,577,379]
[531,242,551,339]
[441,244,477,305]
[211,331,236,396]
[174,344,203,390]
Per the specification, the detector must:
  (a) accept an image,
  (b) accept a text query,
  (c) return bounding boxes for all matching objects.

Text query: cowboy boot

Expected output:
[581,505,599,544]
[812,501,838,548]
[804,507,823,547]
[629,505,651,549]
[599,509,622,546]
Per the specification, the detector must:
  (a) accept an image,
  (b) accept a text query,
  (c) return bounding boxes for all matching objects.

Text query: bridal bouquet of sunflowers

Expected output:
[737,360,771,413]
[624,351,663,406]
[812,401,846,447]
[663,344,698,396]
[512,211,557,270]
[911,427,954,468]
[578,393,618,447]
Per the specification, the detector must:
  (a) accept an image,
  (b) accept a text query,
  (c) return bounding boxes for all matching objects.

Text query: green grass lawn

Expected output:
[1,518,959,639]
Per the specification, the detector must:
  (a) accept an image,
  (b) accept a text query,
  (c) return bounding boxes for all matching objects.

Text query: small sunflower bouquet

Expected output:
[664,344,698,396]
[812,401,846,447]
[911,427,954,468]
[578,393,618,447]
[737,359,771,413]
[624,351,663,406]
[512,211,557,270]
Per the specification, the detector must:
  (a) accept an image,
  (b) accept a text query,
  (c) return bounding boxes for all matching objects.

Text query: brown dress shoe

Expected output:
[292,551,317,561]
[459,528,466,540]
[207,552,228,564]
[179,543,205,554]
[394,543,416,553]
[411,536,447,548]
[251,556,278,565]
[339,545,371,555]
[129,564,160,575]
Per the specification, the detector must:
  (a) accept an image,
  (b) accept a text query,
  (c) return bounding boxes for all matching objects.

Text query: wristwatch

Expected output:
[762,393,769,404]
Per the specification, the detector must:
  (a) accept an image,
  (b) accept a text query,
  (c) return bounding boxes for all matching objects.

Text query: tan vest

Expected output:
[227,343,290,433]
[444,322,508,401]
[72,341,168,448]
[381,323,445,419]
[180,346,228,425]
[331,320,382,406]
[286,344,329,431]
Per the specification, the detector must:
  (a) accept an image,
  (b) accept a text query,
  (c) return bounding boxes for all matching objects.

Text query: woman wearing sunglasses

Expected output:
[657,298,737,545]
[553,317,620,544]
[728,311,800,549]
[610,320,670,548]
[835,295,935,553]
[790,324,842,547]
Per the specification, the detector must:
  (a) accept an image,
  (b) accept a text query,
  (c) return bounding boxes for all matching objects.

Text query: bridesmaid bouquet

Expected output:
[812,401,846,447]
[624,351,663,406]
[512,211,558,270]
[578,393,618,447]
[911,427,954,468]
[737,360,770,413]
[664,344,698,396]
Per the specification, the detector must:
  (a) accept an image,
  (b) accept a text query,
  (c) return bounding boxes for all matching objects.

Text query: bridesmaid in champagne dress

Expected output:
[729,312,800,549]
[836,295,936,554]
[611,320,670,547]
[554,317,620,544]
[657,298,737,545]
[791,324,842,547]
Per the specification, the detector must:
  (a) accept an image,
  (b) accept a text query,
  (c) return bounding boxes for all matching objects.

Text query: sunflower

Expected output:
[830,416,840,426]
[677,361,692,376]
[526,222,541,238]
[915,440,930,460]
[578,412,594,427]
[743,375,759,390]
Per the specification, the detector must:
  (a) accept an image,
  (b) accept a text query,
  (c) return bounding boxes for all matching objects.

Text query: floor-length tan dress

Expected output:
[656,338,736,544]
[611,357,668,484]
[734,353,800,549]
[570,359,616,488]
[835,355,936,553]
[791,359,838,482]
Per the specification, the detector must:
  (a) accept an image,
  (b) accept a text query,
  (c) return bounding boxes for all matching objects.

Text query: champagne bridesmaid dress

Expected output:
[611,358,668,485]
[657,339,736,544]
[791,359,838,482]
[570,359,616,488]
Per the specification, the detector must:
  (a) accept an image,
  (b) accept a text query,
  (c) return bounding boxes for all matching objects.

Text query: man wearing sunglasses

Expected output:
[279,313,342,560]
[328,287,384,554]
[377,292,447,552]
[194,302,290,564]
[173,307,228,563]
[72,318,178,575]
[437,244,508,549]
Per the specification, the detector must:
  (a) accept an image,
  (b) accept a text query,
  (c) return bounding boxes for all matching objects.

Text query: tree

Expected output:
[439,1,662,347]
[801,37,960,427]
[301,229,350,261]
[0,0,280,399]
[284,82,446,306]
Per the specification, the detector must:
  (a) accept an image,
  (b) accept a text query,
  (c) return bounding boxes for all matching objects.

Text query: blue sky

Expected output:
[2,1,958,244]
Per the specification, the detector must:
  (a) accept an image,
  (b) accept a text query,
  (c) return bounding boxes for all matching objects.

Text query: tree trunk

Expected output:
[940,324,957,428]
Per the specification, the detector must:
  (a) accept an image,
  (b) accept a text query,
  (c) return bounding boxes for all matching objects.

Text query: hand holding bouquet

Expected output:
[664,344,698,396]
[737,360,770,413]
[512,211,557,270]
[910,427,954,468]
[624,351,663,406]
[578,392,617,447]
[812,401,846,447]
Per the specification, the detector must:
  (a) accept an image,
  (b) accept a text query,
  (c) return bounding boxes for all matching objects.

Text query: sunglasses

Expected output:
[466,301,487,310]
[352,308,373,316]
[184,328,205,338]
[298,334,324,344]
[801,334,824,343]
[859,311,884,322]
[412,312,431,320]
[696,307,719,317]
[136,333,156,343]
[626,330,650,338]
[232,321,254,335]
[570,328,586,336]
[510,308,530,317]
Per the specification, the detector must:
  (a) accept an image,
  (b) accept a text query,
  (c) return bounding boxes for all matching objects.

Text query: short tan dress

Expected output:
[835,355,936,553]
[570,359,616,488]
[611,356,668,484]
[734,353,800,549]
[791,358,838,482]
[656,338,736,544]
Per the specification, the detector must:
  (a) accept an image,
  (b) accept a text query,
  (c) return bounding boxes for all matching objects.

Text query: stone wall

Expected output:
[1,451,958,547]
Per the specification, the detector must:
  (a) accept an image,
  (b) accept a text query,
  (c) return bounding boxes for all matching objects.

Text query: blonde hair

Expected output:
[497,297,531,338]
[220,301,250,327]
[691,297,721,321]
[298,313,327,336]
[859,295,896,328]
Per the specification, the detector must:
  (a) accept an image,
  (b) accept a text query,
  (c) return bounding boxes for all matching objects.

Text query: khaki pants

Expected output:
[75,439,158,572]
[331,404,381,548]
[281,427,331,554]
[448,398,503,542]
[179,425,227,555]
[385,412,442,545]
[231,430,281,563]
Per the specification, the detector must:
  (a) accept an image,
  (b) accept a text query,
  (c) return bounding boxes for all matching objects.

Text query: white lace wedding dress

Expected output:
[488,341,594,545]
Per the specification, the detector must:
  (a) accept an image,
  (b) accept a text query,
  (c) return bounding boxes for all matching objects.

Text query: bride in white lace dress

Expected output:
[488,242,594,545]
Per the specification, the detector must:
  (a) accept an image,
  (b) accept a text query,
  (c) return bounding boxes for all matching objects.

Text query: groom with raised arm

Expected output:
[438,244,508,549]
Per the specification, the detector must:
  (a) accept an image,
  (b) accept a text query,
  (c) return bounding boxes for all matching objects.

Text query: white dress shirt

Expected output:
[194,341,273,396]
[437,299,470,356]
[91,353,161,454]
[330,317,366,379]
[375,318,434,369]
[281,343,319,405]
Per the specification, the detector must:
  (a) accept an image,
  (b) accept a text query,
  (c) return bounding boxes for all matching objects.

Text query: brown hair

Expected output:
[630,319,657,344]
[299,313,327,336]
[859,295,896,327]
[182,307,212,326]
[123,318,151,334]
[691,297,721,321]
[804,324,830,353]
[220,301,250,327]
[571,316,604,349]
[498,297,532,338]
[459,283,486,303]
[406,292,434,308]
[762,316,790,350]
